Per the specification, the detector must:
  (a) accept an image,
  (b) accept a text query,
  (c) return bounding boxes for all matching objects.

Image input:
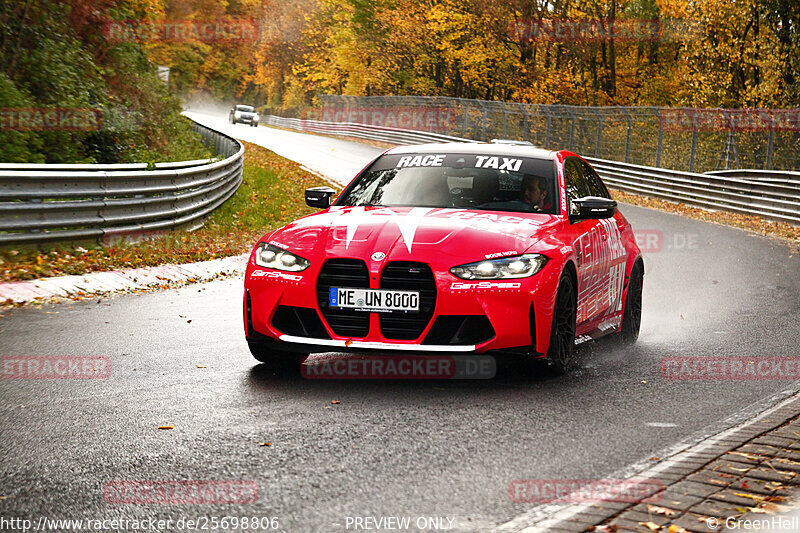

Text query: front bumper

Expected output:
[244,259,560,355]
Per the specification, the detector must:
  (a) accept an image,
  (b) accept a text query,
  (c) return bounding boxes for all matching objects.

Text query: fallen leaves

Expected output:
[258,442,272,447]
[667,526,687,533]
[647,505,677,517]
[158,425,174,430]
[638,522,660,531]
[331,400,341,405]
[195,365,207,368]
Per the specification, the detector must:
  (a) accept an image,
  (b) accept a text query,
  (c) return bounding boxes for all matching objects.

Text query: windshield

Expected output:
[235,105,254,112]
[337,152,558,214]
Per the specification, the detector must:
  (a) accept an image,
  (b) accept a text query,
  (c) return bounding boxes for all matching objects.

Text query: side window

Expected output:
[579,160,611,199]
[564,159,592,211]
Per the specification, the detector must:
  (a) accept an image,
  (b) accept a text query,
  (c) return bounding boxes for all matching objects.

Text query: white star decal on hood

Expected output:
[335,207,435,252]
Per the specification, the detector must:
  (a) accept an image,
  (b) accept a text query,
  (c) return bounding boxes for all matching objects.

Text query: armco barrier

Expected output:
[0,119,243,246]
[263,114,800,225]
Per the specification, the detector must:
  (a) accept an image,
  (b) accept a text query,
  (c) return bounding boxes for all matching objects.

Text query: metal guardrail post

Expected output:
[461,101,469,138]
[566,107,577,152]
[522,108,530,142]
[622,108,632,163]
[766,123,775,170]
[689,113,698,172]
[543,106,552,149]
[650,107,664,168]
[593,108,603,158]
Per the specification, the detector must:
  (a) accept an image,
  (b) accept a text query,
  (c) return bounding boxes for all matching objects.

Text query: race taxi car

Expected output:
[243,142,643,373]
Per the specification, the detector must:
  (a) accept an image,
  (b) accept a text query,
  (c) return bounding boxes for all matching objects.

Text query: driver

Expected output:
[521,175,552,212]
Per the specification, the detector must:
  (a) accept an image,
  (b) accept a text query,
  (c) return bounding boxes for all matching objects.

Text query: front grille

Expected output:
[316,259,370,337]
[379,262,436,340]
[272,306,330,339]
[423,315,495,345]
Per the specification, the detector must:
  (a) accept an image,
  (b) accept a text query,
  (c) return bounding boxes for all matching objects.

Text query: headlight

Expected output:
[253,113,259,120]
[253,243,310,272]
[450,254,548,280]
[234,111,242,118]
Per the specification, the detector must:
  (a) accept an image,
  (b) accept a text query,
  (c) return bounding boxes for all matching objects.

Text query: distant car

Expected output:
[243,142,644,373]
[229,105,259,127]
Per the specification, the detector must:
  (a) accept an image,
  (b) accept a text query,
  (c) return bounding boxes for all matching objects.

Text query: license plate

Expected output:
[329,288,420,312]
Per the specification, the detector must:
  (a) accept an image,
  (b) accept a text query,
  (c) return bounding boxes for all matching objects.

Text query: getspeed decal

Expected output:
[450,281,522,290]
[249,269,303,282]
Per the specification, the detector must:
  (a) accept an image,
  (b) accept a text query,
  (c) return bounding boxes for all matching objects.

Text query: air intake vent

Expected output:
[316,259,370,337]
[422,315,495,345]
[379,262,436,340]
[272,306,330,339]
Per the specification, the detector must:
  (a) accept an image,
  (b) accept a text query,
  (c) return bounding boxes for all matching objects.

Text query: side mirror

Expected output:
[570,196,617,220]
[305,186,336,208]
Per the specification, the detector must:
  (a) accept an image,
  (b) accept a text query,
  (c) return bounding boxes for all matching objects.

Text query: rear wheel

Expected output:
[545,273,577,375]
[248,341,307,371]
[617,262,643,343]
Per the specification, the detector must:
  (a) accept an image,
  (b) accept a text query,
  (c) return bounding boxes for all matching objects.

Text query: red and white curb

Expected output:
[0,254,248,305]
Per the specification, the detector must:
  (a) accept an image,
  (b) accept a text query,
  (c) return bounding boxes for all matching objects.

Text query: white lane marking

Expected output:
[645,422,678,428]
[495,381,800,532]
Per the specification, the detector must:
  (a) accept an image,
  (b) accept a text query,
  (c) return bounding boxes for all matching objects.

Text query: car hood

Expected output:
[264,206,561,267]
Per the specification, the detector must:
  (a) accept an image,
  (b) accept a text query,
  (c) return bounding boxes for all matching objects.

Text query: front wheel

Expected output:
[248,341,307,371]
[545,273,577,375]
[617,261,643,344]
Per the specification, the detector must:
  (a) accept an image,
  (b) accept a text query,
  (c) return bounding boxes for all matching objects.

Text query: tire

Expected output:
[617,261,643,344]
[248,341,307,371]
[545,272,577,375]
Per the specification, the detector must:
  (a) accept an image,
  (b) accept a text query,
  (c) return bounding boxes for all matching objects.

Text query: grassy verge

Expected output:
[0,141,339,282]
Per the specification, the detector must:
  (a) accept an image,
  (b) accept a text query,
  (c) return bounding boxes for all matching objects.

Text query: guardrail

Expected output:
[585,159,800,225]
[0,119,243,246]
[262,115,468,145]
[264,115,800,225]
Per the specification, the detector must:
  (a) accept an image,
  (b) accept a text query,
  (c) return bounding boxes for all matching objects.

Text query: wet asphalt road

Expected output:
[1,121,799,532]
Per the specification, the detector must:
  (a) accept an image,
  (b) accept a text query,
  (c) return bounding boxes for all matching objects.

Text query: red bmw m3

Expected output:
[243,142,643,373]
